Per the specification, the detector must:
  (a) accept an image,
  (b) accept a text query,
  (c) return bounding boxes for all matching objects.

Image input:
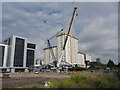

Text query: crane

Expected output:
[57,7,77,67]
[47,29,63,67]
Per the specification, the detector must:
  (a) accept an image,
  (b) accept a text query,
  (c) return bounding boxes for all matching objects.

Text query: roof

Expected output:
[77,52,85,55]
[56,32,78,40]
[43,46,57,50]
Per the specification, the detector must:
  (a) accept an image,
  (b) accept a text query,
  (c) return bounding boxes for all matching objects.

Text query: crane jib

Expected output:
[63,7,77,50]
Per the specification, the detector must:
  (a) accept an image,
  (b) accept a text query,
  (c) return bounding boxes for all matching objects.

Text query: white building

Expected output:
[57,32,78,65]
[26,42,36,68]
[44,46,58,64]
[0,44,8,69]
[1,35,37,72]
[44,32,92,67]
[77,53,86,67]
[84,54,92,62]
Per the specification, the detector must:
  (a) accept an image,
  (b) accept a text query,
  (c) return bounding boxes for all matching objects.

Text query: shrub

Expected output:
[93,74,120,88]
[49,73,120,88]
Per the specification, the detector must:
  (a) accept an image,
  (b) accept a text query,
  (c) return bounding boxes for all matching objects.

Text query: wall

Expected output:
[77,53,85,67]
[57,32,79,65]
[44,46,58,64]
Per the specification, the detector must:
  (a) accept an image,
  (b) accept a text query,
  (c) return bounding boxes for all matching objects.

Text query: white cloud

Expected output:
[78,13,118,63]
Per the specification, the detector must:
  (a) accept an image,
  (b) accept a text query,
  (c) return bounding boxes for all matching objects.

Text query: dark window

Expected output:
[26,50,34,67]
[0,46,4,67]
[84,54,86,60]
[8,38,10,45]
[27,43,36,49]
[6,47,10,67]
[14,38,25,67]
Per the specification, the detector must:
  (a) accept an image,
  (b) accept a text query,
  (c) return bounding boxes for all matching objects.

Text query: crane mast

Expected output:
[47,29,63,65]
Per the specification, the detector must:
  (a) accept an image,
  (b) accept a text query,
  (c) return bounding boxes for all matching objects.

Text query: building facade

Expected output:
[44,46,58,64]
[44,32,92,68]
[0,44,8,69]
[26,43,36,67]
[1,35,36,72]
[77,53,86,67]
[57,32,78,65]
[84,54,92,62]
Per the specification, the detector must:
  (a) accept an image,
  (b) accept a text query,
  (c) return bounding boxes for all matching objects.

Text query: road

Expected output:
[1,72,70,88]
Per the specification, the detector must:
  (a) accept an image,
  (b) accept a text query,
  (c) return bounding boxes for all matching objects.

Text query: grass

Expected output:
[15,72,120,88]
[48,73,120,88]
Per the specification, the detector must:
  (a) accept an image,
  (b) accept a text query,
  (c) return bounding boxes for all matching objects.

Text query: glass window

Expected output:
[0,46,4,67]
[14,38,25,67]
[27,43,36,49]
[26,50,34,67]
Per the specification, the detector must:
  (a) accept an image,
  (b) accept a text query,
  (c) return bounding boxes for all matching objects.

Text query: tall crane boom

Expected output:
[57,7,77,67]
[63,7,77,50]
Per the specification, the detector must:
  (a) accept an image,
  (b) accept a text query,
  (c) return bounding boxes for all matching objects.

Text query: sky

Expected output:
[1,2,118,64]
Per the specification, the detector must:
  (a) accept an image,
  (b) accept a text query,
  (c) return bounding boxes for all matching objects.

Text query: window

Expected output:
[26,50,34,67]
[0,46,4,67]
[27,43,36,49]
[14,38,25,67]
[8,38,10,45]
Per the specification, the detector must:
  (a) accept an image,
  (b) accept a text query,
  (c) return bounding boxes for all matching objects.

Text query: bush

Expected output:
[49,78,79,88]
[49,73,120,88]
[93,74,120,88]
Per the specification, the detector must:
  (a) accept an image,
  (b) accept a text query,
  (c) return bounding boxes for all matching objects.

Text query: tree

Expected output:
[107,60,115,69]
[90,63,95,68]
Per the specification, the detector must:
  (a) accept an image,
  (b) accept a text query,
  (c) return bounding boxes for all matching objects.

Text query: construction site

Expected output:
[37,7,91,71]
[0,7,93,88]
[1,1,120,88]
[0,7,91,73]
[1,6,120,89]
[0,7,92,72]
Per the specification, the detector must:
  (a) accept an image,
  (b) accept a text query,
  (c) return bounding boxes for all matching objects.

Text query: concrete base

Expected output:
[11,69,15,73]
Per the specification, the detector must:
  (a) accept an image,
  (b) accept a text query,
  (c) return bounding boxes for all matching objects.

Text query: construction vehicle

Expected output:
[57,7,77,67]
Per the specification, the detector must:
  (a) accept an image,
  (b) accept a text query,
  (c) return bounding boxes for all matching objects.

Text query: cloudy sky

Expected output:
[1,2,118,64]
